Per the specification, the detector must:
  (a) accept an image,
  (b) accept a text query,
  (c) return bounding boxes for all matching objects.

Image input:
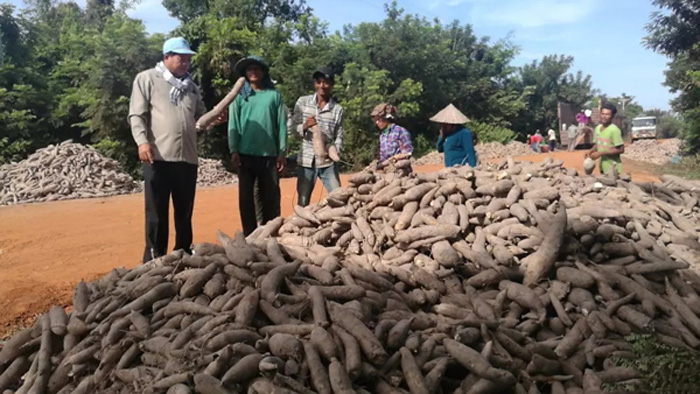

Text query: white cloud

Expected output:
[477,0,600,28]
[126,0,180,34]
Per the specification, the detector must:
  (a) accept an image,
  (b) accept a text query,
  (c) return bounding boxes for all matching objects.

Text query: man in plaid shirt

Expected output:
[289,67,344,206]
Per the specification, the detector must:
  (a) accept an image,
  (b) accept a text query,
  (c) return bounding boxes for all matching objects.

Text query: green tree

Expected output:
[608,93,644,135]
[162,0,311,27]
[85,0,114,28]
[0,0,613,173]
[343,2,524,137]
[0,4,51,163]
[0,1,160,170]
[512,55,593,137]
[645,0,700,153]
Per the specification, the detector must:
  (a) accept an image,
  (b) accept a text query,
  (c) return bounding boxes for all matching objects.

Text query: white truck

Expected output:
[630,116,657,141]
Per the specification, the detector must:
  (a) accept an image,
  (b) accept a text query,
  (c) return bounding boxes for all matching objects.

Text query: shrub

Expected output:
[467,120,515,144]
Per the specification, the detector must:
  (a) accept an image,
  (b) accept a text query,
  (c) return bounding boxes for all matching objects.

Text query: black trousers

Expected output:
[143,161,197,263]
[239,155,280,236]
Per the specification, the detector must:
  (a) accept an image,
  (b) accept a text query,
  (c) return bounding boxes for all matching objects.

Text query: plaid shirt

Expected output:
[288,94,344,168]
[379,124,413,162]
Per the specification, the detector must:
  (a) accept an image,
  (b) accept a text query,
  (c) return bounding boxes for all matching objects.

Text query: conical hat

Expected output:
[429,103,469,124]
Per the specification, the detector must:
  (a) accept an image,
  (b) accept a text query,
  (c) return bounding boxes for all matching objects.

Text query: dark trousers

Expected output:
[239,155,280,236]
[254,180,264,224]
[143,161,197,263]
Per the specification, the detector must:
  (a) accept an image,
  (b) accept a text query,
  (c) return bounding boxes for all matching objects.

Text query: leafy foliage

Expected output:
[512,55,593,136]
[645,0,700,153]
[646,109,684,139]
[0,0,597,174]
[0,2,159,169]
[608,334,700,393]
[468,120,515,144]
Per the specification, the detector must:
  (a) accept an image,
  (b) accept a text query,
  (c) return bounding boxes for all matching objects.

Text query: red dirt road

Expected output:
[0,150,656,336]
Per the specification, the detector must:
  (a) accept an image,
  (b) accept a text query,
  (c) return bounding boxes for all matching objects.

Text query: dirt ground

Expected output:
[0,150,658,336]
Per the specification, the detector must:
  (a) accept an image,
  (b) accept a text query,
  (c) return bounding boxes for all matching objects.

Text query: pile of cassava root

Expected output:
[197,159,238,188]
[0,141,140,205]
[413,142,533,166]
[3,158,700,394]
[621,138,682,165]
[474,142,533,161]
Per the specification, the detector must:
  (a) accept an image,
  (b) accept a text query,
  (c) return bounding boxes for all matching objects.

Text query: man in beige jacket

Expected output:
[128,37,212,263]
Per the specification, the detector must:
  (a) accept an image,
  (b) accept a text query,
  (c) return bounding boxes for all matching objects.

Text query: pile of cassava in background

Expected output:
[1,157,700,394]
[0,141,140,206]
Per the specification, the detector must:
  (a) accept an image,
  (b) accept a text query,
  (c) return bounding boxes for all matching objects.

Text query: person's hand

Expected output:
[276,156,286,173]
[211,109,228,127]
[589,151,601,160]
[230,153,240,171]
[138,143,154,164]
[439,127,445,137]
[303,116,317,130]
[388,153,410,163]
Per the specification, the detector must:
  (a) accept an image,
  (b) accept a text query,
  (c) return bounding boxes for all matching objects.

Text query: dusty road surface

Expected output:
[0,150,657,336]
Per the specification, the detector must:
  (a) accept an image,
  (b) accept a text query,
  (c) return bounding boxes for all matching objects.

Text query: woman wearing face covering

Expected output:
[431,103,476,167]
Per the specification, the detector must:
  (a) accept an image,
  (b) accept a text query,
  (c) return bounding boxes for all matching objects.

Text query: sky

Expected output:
[8,0,674,110]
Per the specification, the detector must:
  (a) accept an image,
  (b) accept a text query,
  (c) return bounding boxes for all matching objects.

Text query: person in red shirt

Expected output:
[529,132,542,152]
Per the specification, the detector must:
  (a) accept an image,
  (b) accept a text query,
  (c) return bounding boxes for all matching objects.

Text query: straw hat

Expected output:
[429,103,469,124]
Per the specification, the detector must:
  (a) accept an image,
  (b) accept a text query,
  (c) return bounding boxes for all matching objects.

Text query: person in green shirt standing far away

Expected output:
[586,102,624,175]
[432,103,477,168]
[228,56,287,236]
[289,67,344,207]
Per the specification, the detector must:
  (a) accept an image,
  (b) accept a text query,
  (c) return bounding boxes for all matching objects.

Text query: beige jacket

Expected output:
[128,69,206,165]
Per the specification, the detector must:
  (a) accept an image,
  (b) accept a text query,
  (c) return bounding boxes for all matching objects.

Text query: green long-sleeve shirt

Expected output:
[228,88,287,156]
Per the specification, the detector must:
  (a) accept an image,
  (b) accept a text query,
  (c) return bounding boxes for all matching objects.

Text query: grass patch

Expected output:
[606,333,700,394]
[623,155,700,180]
[663,155,700,180]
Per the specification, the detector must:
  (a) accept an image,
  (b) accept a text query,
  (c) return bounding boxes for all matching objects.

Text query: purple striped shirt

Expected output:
[379,124,413,162]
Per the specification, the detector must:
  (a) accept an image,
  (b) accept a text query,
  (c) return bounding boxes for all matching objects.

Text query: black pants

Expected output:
[143,161,197,263]
[239,155,280,236]
[254,180,264,224]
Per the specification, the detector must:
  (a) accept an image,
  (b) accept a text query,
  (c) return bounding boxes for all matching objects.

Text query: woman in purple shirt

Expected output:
[370,102,413,163]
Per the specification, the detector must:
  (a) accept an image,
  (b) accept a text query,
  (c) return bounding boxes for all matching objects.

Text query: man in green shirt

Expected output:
[586,102,625,175]
[228,56,287,236]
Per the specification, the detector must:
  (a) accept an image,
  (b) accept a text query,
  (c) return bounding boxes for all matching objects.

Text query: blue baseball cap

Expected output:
[162,37,196,55]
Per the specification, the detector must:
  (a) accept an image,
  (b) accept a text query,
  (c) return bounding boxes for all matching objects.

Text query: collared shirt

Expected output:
[379,124,413,162]
[228,88,288,157]
[288,94,344,168]
[128,69,206,165]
